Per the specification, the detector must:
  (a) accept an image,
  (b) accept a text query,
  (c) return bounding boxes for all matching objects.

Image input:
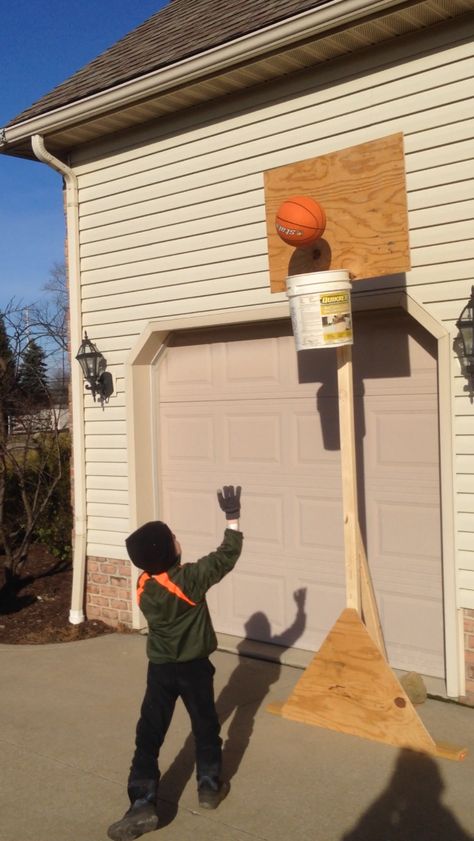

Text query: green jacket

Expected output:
[137,528,243,664]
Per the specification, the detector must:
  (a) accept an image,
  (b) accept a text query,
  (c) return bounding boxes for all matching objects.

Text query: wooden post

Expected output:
[336,344,361,614]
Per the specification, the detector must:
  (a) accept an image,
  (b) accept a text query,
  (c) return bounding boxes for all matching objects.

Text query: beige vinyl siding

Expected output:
[73,19,474,582]
[75,89,473,212]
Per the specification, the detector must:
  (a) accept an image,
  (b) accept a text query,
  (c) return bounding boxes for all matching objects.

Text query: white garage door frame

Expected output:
[125,292,462,697]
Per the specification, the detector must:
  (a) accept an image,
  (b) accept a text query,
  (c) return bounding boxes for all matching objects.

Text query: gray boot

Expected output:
[198,779,230,810]
[107,798,158,841]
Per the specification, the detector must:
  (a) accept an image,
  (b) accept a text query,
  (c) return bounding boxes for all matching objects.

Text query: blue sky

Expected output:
[0,0,169,309]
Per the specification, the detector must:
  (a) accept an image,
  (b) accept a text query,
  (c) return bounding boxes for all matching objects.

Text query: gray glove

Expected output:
[217,485,241,520]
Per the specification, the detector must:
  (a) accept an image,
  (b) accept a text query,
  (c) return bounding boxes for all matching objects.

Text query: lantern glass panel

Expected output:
[84,353,98,379]
[461,320,474,359]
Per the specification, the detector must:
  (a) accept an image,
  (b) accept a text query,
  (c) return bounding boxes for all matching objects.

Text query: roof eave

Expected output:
[0,0,412,158]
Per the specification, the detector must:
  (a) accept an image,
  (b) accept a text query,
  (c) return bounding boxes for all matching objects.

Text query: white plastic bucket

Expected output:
[286,270,353,351]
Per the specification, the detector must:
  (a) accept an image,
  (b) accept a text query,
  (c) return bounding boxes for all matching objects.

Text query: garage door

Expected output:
[156,310,444,678]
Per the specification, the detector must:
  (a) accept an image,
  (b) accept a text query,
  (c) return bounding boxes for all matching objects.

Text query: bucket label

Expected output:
[320,290,352,345]
[288,286,353,351]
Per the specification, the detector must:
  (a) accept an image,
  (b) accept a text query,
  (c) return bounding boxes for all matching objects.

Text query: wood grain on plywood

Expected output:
[264,134,411,292]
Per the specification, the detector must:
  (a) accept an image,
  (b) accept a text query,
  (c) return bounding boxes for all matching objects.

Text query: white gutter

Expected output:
[4,0,408,145]
[31,135,86,625]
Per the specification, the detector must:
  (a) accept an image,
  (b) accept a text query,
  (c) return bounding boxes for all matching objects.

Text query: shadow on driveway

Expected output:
[342,748,473,841]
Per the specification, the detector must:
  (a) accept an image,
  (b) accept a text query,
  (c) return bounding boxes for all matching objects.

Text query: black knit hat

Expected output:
[125,521,177,574]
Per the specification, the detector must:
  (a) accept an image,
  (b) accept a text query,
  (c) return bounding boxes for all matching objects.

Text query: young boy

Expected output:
[108,485,242,841]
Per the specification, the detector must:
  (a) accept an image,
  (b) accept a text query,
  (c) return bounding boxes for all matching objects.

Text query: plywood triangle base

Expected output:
[268,609,467,761]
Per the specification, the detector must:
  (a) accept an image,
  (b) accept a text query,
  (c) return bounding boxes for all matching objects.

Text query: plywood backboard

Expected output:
[264,133,411,293]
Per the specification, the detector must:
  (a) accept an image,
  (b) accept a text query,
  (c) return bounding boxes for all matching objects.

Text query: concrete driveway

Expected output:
[0,632,473,840]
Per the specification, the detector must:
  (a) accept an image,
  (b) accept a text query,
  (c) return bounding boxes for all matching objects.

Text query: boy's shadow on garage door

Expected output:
[156,588,307,827]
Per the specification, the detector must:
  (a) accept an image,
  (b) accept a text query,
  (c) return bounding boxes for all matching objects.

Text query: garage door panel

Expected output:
[161,342,214,394]
[374,409,439,469]
[237,491,285,547]
[230,571,287,632]
[370,560,442,598]
[165,488,217,538]
[219,330,298,395]
[292,410,340,467]
[160,410,217,465]
[375,499,442,563]
[203,571,287,642]
[357,371,438,398]
[353,309,436,392]
[226,412,282,464]
[223,336,284,388]
[364,400,440,474]
[381,592,444,676]
[241,543,345,573]
[302,580,346,642]
[296,494,344,551]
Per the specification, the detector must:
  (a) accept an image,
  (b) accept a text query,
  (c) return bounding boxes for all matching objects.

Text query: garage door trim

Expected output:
[125,292,461,696]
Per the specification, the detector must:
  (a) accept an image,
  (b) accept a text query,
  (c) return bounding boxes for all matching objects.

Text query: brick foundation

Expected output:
[86,556,133,627]
[463,608,474,705]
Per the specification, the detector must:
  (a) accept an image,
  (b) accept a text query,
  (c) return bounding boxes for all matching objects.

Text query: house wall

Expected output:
[71,18,473,691]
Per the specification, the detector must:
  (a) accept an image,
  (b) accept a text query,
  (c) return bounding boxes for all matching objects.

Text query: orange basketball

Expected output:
[275,195,326,247]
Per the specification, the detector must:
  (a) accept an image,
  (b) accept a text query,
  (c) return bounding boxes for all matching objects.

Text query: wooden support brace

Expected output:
[358,523,387,659]
[267,609,467,761]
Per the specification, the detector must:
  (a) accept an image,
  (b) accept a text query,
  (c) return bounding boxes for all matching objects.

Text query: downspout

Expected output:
[31,134,86,624]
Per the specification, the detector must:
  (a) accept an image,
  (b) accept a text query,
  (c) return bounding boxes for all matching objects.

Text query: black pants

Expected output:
[127,658,222,803]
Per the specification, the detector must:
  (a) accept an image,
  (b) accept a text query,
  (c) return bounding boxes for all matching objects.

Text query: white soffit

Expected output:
[3,0,472,157]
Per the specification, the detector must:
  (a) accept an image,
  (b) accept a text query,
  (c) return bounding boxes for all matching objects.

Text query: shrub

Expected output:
[1,431,72,568]
[33,432,73,563]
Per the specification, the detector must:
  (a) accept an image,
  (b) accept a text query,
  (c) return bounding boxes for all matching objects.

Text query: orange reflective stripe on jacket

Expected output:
[136,571,150,604]
[136,570,196,607]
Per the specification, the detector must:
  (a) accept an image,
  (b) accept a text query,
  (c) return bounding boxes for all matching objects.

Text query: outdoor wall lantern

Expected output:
[75,332,113,406]
[456,286,474,384]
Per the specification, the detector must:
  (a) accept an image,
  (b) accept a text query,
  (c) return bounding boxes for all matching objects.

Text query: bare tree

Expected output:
[29,261,69,355]
[26,261,70,411]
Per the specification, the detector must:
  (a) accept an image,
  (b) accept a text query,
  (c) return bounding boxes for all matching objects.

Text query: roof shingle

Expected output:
[7,0,329,127]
